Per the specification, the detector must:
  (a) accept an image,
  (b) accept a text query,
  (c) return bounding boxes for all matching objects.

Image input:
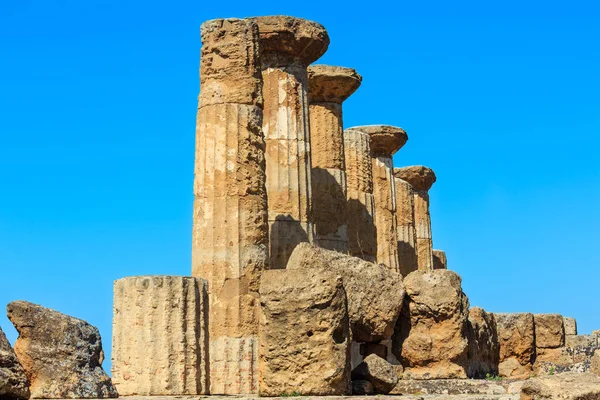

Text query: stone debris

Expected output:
[258,269,351,395]
[494,313,535,379]
[592,350,600,376]
[393,270,470,379]
[7,301,117,399]
[520,372,600,400]
[351,354,399,394]
[111,276,209,396]
[392,379,508,395]
[0,326,29,400]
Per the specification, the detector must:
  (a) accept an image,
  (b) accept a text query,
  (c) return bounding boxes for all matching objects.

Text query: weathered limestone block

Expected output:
[351,354,398,394]
[251,16,329,269]
[534,314,565,349]
[564,317,577,336]
[308,65,361,252]
[192,18,269,395]
[393,270,470,379]
[7,301,117,399]
[287,243,405,343]
[432,249,447,270]
[0,327,29,400]
[592,350,600,376]
[467,307,500,378]
[394,177,418,276]
[258,269,351,396]
[494,313,535,378]
[344,128,377,262]
[521,372,600,400]
[111,276,208,396]
[566,334,599,364]
[394,166,436,271]
[348,126,407,272]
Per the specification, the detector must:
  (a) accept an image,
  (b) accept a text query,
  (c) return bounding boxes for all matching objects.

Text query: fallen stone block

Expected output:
[0,326,29,400]
[467,307,500,378]
[259,269,351,396]
[494,313,535,379]
[521,372,600,399]
[534,314,565,349]
[7,300,117,399]
[351,354,398,394]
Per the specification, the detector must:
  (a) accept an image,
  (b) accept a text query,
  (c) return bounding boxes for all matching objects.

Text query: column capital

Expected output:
[347,125,407,157]
[308,65,362,103]
[394,165,436,192]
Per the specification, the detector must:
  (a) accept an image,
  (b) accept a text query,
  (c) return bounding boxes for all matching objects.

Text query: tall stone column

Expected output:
[394,176,418,276]
[307,65,362,252]
[192,18,269,394]
[343,128,377,262]
[348,126,408,272]
[251,16,330,269]
[394,166,437,271]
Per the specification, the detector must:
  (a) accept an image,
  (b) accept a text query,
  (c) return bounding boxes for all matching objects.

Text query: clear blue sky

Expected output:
[1,0,599,374]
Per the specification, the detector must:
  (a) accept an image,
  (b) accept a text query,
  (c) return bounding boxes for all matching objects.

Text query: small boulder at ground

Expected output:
[392,270,470,379]
[351,379,374,395]
[534,314,565,349]
[494,312,535,379]
[521,372,600,400]
[287,243,405,343]
[466,307,499,378]
[351,354,398,394]
[259,269,351,396]
[7,301,117,399]
[0,327,30,400]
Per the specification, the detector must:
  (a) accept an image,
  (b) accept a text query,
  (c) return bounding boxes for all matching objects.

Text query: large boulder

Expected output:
[0,327,30,400]
[494,312,535,378]
[466,307,499,378]
[392,270,470,379]
[351,354,398,394]
[7,301,117,399]
[258,269,351,396]
[534,314,565,349]
[521,372,600,400]
[286,243,405,343]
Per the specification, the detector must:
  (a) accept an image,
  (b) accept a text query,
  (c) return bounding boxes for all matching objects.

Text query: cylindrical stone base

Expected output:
[112,276,209,396]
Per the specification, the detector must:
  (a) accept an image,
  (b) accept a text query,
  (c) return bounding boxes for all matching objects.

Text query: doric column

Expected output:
[393,175,418,276]
[112,276,209,396]
[343,128,377,262]
[251,16,329,269]
[394,166,437,271]
[432,249,447,270]
[348,126,408,272]
[192,18,269,394]
[307,65,362,252]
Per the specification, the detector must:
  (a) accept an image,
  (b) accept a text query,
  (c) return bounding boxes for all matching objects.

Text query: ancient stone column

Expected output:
[433,249,447,270]
[307,65,362,252]
[394,166,437,271]
[343,128,377,262]
[251,16,329,269]
[348,126,408,272]
[112,276,209,396]
[394,176,418,276]
[192,18,269,394]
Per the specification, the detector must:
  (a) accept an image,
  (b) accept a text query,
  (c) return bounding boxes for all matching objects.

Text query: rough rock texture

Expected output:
[467,307,500,378]
[350,125,408,157]
[308,65,361,252]
[564,317,577,336]
[193,18,269,394]
[534,314,565,349]
[394,166,436,271]
[344,128,377,262]
[432,249,447,270]
[351,354,398,394]
[351,380,374,395]
[253,16,330,270]
[6,301,117,399]
[592,350,600,376]
[393,270,470,379]
[0,326,30,400]
[258,269,351,396]
[287,243,405,343]
[494,313,535,379]
[391,379,508,395]
[520,372,600,400]
[111,276,209,396]
[567,334,599,364]
[394,177,418,276]
[532,334,598,375]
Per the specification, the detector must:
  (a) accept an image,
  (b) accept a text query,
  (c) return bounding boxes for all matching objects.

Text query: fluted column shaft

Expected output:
[192,18,268,394]
[414,189,433,271]
[394,177,418,276]
[372,155,400,271]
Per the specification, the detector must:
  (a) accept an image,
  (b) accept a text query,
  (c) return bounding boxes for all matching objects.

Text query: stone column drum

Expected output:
[192,18,269,394]
[307,65,362,252]
[433,249,447,270]
[394,176,418,276]
[343,128,377,262]
[112,276,209,396]
[348,126,408,272]
[394,166,437,271]
[250,16,330,269]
